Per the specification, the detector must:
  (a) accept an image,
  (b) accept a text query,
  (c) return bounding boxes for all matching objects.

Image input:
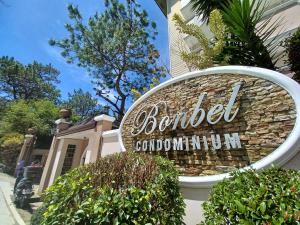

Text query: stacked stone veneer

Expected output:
[122,74,296,176]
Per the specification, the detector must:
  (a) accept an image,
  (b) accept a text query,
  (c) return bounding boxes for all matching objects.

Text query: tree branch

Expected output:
[96,91,121,114]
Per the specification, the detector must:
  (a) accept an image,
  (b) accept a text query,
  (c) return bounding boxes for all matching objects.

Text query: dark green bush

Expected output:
[42,152,185,225]
[30,205,46,225]
[201,167,300,225]
[285,27,300,83]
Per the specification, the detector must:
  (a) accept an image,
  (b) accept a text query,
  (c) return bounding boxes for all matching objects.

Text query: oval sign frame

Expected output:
[119,66,300,187]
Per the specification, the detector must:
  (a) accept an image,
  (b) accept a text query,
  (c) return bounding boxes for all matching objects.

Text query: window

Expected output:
[61,144,76,175]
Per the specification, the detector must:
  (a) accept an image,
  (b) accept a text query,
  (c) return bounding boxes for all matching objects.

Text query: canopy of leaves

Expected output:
[131,76,161,101]
[0,99,59,136]
[190,0,231,22]
[173,9,229,70]
[41,152,185,225]
[49,0,166,122]
[0,97,7,113]
[62,88,100,120]
[0,56,61,102]
[285,27,300,82]
[0,132,24,148]
[201,167,300,225]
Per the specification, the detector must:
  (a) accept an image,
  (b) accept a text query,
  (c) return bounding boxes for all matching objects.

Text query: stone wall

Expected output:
[122,74,296,176]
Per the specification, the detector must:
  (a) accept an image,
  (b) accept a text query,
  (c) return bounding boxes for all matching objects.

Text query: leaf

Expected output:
[259,202,266,214]
[234,199,246,213]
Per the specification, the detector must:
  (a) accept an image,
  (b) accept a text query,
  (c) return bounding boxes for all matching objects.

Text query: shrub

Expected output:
[201,167,300,225]
[285,27,300,83]
[30,205,46,225]
[0,133,24,174]
[42,152,185,225]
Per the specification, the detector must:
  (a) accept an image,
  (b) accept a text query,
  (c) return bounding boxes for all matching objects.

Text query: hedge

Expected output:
[201,167,300,225]
[40,152,185,225]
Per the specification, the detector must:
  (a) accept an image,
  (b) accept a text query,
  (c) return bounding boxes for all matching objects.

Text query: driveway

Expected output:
[0,173,26,225]
[0,173,18,225]
[0,186,18,225]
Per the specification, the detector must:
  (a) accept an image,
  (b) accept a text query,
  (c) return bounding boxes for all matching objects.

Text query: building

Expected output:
[38,110,121,193]
[155,0,300,77]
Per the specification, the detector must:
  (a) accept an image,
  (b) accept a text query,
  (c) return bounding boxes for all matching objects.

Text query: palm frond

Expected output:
[222,0,281,69]
[190,0,231,22]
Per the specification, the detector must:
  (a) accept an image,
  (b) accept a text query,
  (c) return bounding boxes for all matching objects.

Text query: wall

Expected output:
[30,148,49,165]
[101,130,122,157]
[48,138,84,186]
[122,73,296,176]
[167,0,191,77]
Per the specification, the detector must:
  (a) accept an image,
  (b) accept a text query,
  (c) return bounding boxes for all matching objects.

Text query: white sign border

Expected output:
[119,66,300,188]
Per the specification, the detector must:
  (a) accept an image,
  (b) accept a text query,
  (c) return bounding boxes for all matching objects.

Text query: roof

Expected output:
[57,117,96,137]
[155,0,167,16]
[57,116,120,137]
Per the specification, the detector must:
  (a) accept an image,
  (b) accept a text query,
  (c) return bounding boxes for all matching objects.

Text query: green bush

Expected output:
[285,27,300,83]
[201,167,300,225]
[30,205,46,225]
[42,152,185,225]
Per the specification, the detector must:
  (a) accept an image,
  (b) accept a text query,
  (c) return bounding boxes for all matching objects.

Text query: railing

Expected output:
[180,0,296,17]
[265,0,292,11]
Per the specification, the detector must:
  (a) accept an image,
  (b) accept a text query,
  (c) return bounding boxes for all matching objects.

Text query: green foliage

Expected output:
[131,77,161,101]
[62,88,100,120]
[0,97,7,113]
[190,0,231,22]
[0,100,58,173]
[0,133,24,174]
[0,132,24,148]
[49,0,166,122]
[0,99,59,136]
[284,27,300,83]
[221,0,280,69]
[173,9,229,70]
[0,56,60,102]
[201,167,300,225]
[188,0,280,69]
[31,205,46,225]
[42,152,185,225]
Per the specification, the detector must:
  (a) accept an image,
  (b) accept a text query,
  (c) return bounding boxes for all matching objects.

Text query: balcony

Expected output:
[180,0,297,21]
[265,0,293,11]
[183,16,213,52]
[155,0,167,16]
[180,0,194,21]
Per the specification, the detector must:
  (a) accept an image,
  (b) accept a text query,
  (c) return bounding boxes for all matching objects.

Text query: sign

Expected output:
[120,66,300,187]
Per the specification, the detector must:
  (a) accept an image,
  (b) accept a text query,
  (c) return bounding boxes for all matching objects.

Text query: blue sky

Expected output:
[0,0,169,101]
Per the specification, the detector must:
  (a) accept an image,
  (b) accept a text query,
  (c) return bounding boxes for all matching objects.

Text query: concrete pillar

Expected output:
[38,109,71,193]
[17,132,36,164]
[84,115,115,164]
[38,137,60,193]
[48,139,69,186]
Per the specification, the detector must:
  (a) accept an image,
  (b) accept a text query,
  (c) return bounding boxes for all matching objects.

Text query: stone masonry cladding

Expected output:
[122,74,296,176]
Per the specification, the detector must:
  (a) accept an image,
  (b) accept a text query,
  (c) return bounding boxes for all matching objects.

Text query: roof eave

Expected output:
[155,0,167,17]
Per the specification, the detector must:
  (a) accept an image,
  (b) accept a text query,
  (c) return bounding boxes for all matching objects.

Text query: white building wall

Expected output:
[101,130,122,157]
[167,0,192,77]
